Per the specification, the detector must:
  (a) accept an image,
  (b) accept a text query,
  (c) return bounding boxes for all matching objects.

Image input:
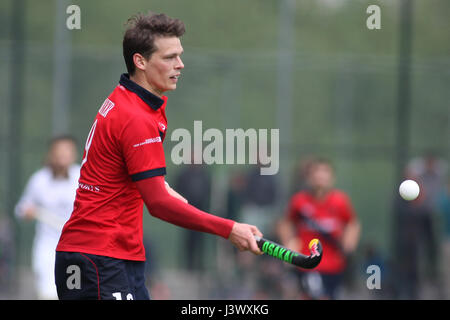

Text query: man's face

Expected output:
[142,36,184,96]
[48,140,77,171]
[307,163,335,191]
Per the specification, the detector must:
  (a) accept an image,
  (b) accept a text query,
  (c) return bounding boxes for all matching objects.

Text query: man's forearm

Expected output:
[341,220,361,253]
[136,176,234,239]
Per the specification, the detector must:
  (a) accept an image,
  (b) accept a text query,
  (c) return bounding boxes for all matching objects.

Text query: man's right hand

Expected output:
[228,222,263,255]
[23,206,37,221]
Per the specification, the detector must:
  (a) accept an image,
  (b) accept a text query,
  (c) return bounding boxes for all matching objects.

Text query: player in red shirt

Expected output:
[278,158,360,299]
[55,12,262,300]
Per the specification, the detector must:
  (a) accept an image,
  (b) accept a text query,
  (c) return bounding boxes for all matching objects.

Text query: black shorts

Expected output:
[55,251,150,300]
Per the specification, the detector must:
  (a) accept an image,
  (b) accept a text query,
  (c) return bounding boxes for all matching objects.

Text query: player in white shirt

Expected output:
[15,136,80,299]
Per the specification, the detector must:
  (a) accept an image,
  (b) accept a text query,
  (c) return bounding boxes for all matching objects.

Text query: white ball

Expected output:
[399,180,420,201]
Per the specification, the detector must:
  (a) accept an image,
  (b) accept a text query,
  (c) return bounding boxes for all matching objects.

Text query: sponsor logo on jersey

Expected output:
[133,137,162,148]
[99,98,115,118]
[158,122,166,132]
[78,182,100,192]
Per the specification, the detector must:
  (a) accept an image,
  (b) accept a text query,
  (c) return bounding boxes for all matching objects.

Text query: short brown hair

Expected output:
[48,134,78,149]
[123,12,185,75]
[308,157,335,174]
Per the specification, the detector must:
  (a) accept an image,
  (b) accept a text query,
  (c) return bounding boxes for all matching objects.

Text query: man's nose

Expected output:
[176,56,184,69]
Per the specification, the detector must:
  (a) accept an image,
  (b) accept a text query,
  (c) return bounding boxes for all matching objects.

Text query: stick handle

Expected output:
[35,208,66,230]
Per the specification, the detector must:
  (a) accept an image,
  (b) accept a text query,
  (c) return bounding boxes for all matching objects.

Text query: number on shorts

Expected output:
[112,292,133,300]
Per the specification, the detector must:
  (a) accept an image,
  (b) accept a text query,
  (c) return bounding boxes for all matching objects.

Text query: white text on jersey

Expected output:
[99,98,115,118]
[133,137,162,148]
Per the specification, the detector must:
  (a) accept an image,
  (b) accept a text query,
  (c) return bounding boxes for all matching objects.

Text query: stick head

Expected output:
[308,239,321,257]
[294,238,322,269]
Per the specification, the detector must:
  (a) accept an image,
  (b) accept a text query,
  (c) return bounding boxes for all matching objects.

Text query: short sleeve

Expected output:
[121,116,166,181]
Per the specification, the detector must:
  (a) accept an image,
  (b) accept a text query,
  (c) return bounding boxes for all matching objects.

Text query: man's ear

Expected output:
[133,53,147,72]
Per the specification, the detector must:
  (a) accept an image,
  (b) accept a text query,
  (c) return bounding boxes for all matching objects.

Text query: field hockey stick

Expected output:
[34,207,67,230]
[254,236,322,269]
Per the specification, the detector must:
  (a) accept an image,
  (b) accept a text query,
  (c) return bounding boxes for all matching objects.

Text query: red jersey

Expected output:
[57,74,169,261]
[287,189,356,274]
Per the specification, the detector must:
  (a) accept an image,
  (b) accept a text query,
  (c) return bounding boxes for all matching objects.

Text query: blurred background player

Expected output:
[391,167,424,299]
[407,153,447,291]
[392,154,447,299]
[15,135,80,299]
[278,157,361,299]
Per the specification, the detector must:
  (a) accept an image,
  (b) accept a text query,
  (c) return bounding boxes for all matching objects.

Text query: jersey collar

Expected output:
[119,73,165,111]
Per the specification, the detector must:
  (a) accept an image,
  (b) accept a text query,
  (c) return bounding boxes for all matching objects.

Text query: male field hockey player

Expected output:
[55,12,262,300]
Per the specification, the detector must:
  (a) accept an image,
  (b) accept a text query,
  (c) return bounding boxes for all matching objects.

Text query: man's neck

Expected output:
[129,73,163,98]
[311,187,329,200]
[51,167,69,179]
